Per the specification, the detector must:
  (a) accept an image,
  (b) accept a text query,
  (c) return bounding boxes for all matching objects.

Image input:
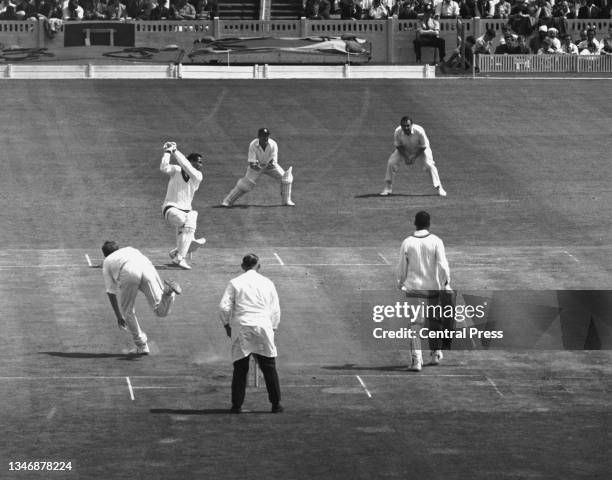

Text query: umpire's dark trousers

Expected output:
[232,353,281,409]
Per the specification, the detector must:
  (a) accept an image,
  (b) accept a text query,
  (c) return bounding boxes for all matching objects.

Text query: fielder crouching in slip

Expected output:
[397,211,451,371]
[221,127,294,207]
[219,254,283,414]
[381,116,446,197]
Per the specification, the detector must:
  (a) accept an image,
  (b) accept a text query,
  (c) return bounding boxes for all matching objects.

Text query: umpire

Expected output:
[219,254,283,414]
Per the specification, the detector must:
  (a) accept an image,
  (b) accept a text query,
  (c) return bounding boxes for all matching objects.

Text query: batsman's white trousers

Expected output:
[403,290,439,362]
[118,262,176,346]
[384,147,440,187]
[164,207,198,232]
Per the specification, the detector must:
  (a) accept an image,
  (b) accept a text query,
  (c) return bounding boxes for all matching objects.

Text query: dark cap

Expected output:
[258,127,271,136]
[423,3,433,12]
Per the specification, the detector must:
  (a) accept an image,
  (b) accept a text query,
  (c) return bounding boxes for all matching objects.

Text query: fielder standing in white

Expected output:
[101,240,182,355]
[381,116,446,197]
[160,141,206,270]
[397,211,451,371]
[222,128,294,207]
[219,253,283,414]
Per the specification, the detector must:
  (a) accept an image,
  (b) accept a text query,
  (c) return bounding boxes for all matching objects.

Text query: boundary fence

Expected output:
[0,63,433,79]
[0,18,610,66]
[478,53,612,73]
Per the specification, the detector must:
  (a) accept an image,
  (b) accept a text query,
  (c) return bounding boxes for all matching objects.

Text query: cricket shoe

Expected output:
[129,344,150,355]
[271,404,284,413]
[437,186,447,197]
[164,279,182,295]
[380,187,392,196]
[429,350,443,366]
[169,248,178,260]
[187,237,206,254]
[408,356,422,372]
[283,200,295,206]
[172,258,192,270]
[221,200,231,207]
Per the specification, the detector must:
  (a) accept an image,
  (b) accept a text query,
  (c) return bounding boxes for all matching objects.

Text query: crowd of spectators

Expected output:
[304,0,611,22]
[0,0,218,21]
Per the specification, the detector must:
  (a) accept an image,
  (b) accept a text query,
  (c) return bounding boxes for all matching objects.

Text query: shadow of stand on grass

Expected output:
[150,408,270,415]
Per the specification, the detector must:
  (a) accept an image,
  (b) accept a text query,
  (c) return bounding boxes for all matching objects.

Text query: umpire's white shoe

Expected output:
[380,187,392,196]
[429,350,443,366]
[129,344,150,355]
[437,186,447,197]
[173,258,192,270]
[284,200,295,206]
[408,356,422,372]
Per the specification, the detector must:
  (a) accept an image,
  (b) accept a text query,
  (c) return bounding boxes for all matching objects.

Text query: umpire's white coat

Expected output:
[219,269,281,362]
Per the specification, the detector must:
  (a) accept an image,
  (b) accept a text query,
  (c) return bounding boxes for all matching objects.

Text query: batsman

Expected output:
[222,127,295,207]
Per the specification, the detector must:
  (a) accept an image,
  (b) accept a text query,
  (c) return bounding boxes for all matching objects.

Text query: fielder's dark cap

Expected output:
[258,128,271,136]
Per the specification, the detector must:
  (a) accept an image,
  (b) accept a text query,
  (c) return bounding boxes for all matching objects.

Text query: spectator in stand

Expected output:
[529,24,550,52]
[149,0,174,18]
[547,26,561,50]
[125,0,149,18]
[509,0,537,36]
[580,40,602,54]
[513,34,531,53]
[340,0,363,18]
[537,36,556,53]
[439,34,474,72]
[304,0,319,17]
[67,0,84,19]
[318,0,332,18]
[474,27,496,54]
[578,0,600,18]
[577,26,601,52]
[368,0,389,18]
[559,33,579,53]
[599,1,611,18]
[15,0,38,19]
[475,0,493,17]
[602,26,612,53]
[174,0,196,17]
[106,0,127,18]
[552,0,571,18]
[494,0,511,18]
[494,30,518,53]
[534,0,553,23]
[434,0,459,18]
[0,0,18,18]
[458,0,477,17]
[413,4,445,63]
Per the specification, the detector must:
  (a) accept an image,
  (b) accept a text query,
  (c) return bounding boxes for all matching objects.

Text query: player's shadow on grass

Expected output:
[150,408,269,415]
[355,193,438,199]
[39,351,146,360]
[323,363,408,372]
[211,204,287,209]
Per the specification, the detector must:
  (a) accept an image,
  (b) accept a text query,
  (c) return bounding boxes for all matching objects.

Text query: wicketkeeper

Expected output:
[222,128,295,207]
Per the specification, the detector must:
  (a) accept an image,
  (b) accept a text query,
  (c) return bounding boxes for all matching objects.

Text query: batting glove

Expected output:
[163,141,177,153]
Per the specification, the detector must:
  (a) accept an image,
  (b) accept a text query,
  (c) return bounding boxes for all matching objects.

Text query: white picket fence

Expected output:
[479,54,612,73]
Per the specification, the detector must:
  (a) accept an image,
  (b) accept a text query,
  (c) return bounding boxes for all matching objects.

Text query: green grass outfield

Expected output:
[0,79,610,479]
